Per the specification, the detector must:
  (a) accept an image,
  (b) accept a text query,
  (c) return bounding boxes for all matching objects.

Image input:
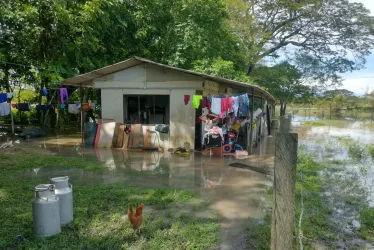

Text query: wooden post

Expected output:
[267,104,271,135]
[9,102,14,134]
[259,95,263,140]
[80,85,84,145]
[248,88,255,154]
[271,129,298,250]
[330,104,332,120]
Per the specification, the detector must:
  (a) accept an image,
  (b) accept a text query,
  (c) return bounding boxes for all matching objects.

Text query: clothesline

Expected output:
[185,93,250,119]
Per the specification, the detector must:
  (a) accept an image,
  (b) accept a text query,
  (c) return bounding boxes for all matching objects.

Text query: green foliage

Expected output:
[360,207,374,241]
[360,207,374,229]
[368,145,374,159]
[251,62,313,114]
[227,0,374,85]
[193,57,253,83]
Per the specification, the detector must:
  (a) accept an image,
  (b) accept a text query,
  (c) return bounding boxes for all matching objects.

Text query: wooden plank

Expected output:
[129,124,142,149]
[116,125,126,148]
[94,119,102,147]
[271,132,298,250]
[122,131,129,149]
[96,119,116,148]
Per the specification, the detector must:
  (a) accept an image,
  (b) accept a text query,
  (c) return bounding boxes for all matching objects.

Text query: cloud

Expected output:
[351,0,374,13]
[342,77,374,95]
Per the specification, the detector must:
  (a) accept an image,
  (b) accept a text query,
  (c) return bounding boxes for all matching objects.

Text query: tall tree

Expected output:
[225,0,374,86]
[251,62,313,115]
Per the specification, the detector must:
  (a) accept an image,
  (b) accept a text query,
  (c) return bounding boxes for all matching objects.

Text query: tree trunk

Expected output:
[280,102,287,116]
[4,64,11,92]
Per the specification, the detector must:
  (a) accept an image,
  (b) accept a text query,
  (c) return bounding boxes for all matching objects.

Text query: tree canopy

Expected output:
[1,0,374,110]
[251,62,314,115]
[225,0,374,85]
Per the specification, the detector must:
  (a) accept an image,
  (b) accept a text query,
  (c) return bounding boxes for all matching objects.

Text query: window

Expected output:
[124,95,170,125]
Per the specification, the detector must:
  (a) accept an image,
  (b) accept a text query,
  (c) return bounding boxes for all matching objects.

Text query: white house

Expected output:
[61,57,275,151]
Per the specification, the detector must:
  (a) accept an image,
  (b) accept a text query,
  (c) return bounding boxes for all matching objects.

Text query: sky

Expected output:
[342,0,374,95]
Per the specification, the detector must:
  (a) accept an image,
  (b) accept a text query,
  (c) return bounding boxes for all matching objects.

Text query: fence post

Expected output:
[330,104,332,120]
[271,119,298,250]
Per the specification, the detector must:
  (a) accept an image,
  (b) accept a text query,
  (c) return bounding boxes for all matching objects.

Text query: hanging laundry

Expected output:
[0,93,7,103]
[11,104,18,109]
[36,105,47,112]
[42,88,48,96]
[200,96,211,111]
[82,103,90,111]
[211,97,221,115]
[232,96,239,117]
[60,104,66,109]
[60,88,69,103]
[184,95,190,105]
[207,94,212,103]
[239,94,249,116]
[18,103,30,111]
[0,103,11,116]
[47,104,55,110]
[192,95,203,109]
[68,104,80,114]
[7,92,15,99]
[75,102,81,109]
[220,97,233,118]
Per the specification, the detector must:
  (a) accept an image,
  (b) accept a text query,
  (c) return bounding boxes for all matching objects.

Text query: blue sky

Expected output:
[343,0,374,95]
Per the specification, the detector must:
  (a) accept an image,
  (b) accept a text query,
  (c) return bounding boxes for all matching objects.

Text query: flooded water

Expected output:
[10,133,276,250]
[7,118,374,249]
[294,120,374,249]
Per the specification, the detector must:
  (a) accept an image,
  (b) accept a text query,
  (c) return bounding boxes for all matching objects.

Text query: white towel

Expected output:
[211,97,221,115]
[0,103,11,116]
[7,92,15,99]
[68,104,80,114]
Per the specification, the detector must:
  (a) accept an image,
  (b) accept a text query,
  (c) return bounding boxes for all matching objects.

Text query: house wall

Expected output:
[96,64,202,150]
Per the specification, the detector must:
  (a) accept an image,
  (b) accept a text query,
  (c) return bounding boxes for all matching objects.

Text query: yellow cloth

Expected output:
[192,95,203,109]
[231,123,240,132]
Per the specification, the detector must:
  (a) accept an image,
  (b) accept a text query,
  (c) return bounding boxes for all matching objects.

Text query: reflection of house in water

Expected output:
[168,154,196,190]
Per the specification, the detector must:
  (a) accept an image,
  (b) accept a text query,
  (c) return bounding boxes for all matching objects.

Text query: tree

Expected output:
[323,89,355,99]
[225,0,374,85]
[251,62,313,115]
[193,57,253,83]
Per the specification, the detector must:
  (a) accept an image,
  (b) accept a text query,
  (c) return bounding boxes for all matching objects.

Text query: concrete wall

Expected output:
[95,64,200,150]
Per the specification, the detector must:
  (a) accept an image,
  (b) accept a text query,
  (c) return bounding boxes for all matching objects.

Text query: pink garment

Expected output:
[220,98,233,118]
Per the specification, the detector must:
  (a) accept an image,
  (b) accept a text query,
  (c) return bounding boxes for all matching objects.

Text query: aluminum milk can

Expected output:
[32,184,61,237]
[50,176,73,225]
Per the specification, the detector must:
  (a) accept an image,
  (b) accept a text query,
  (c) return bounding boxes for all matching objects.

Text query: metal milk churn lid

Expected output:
[32,184,61,237]
[50,176,73,225]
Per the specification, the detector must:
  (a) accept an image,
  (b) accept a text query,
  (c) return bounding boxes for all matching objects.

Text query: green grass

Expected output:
[367,144,374,159]
[302,121,326,127]
[247,215,271,250]
[360,207,374,242]
[247,154,335,249]
[0,152,106,174]
[0,152,219,250]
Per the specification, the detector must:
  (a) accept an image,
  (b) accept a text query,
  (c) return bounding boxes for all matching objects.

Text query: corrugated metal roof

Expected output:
[60,56,275,101]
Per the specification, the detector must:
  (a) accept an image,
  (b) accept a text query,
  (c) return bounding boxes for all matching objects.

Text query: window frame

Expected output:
[123,94,170,125]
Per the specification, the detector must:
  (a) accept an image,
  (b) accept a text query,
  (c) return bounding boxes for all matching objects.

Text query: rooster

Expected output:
[127,203,144,236]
